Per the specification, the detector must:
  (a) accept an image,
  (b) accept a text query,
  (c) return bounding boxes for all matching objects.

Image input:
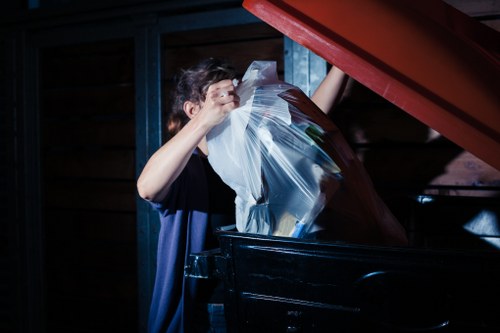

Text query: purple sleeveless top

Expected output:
[147,152,235,333]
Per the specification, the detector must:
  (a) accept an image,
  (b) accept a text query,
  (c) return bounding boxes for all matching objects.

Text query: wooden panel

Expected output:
[41,39,134,88]
[47,272,138,333]
[44,180,136,212]
[164,38,284,77]
[43,117,135,148]
[45,210,136,243]
[43,149,135,179]
[163,22,284,76]
[44,208,136,313]
[48,298,137,333]
[0,37,18,333]
[41,85,135,118]
[40,38,137,333]
[0,44,13,257]
[46,239,137,275]
[165,22,284,46]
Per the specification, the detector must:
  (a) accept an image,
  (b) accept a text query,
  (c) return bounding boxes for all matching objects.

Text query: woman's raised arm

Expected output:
[311,65,348,114]
[136,79,239,202]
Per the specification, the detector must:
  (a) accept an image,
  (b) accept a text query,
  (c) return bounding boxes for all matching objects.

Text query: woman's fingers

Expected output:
[218,90,240,107]
[206,79,239,108]
[197,79,240,128]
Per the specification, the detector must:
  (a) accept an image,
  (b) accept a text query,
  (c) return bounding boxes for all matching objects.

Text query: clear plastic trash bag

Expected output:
[207,61,407,245]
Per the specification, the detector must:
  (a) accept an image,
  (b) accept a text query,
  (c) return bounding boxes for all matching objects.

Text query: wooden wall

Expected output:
[36,22,283,333]
[0,37,18,333]
[40,39,137,333]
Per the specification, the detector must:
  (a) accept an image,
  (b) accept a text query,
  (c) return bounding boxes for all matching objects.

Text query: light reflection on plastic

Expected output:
[463,210,500,249]
[416,195,435,204]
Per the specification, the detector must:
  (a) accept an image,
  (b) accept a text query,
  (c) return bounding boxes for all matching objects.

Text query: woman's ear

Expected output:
[183,101,200,119]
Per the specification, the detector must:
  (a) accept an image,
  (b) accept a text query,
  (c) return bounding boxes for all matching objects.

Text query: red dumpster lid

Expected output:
[243,0,500,170]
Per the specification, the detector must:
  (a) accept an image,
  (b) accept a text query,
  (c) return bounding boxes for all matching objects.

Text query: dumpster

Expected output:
[186,194,500,332]
[187,204,500,332]
[185,0,500,331]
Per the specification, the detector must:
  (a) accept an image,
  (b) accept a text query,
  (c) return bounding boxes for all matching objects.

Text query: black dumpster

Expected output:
[185,195,500,332]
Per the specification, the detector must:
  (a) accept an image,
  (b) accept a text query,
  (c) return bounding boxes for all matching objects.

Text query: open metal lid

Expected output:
[243,0,500,170]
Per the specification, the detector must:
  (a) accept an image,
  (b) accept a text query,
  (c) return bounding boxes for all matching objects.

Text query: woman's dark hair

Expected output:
[167,57,237,137]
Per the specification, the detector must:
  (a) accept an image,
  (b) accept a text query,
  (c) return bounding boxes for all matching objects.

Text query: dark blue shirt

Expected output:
[147,152,235,333]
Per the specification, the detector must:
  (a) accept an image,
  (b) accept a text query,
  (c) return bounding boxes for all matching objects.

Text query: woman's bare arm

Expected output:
[311,65,348,114]
[136,79,239,202]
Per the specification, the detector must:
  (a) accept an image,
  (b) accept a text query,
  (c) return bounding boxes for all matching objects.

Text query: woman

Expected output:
[137,58,346,333]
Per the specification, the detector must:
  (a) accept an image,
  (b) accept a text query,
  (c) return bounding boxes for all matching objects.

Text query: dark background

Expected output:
[1,0,499,332]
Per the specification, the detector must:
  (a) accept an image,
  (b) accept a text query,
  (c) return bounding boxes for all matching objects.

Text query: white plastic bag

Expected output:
[208,61,408,245]
[207,61,341,237]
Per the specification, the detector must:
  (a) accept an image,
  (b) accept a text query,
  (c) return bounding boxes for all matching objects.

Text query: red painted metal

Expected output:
[243,0,500,170]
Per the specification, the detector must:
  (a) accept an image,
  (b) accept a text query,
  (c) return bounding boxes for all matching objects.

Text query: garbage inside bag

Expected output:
[207,61,407,245]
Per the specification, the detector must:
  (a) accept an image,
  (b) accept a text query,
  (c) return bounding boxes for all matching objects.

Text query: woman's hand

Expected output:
[195,79,240,129]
